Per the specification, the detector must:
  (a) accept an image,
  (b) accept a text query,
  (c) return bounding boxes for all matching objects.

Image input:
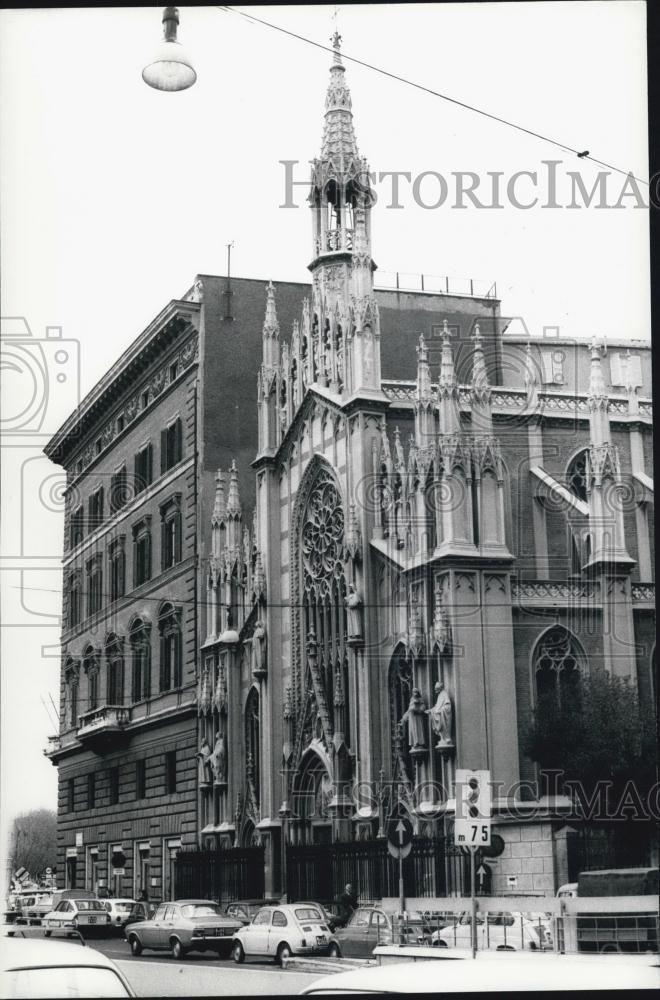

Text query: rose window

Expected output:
[301,477,344,582]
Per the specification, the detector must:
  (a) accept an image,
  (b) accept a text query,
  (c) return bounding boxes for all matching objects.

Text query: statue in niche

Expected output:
[400,688,427,749]
[252,620,267,678]
[345,583,363,643]
[427,681,454,747]
[210,733,227,784]
[363,325,374,381]
[196,738,213,786]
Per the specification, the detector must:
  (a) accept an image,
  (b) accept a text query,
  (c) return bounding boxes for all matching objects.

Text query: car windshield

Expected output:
[294,907,322,922]
[76,901,107,911]
[113,903,133,912]
[349,909,371,927]
[180,904,222,918]
[1,966,131,998]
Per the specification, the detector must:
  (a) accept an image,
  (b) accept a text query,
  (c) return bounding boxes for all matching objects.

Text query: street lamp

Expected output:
[142,7,196,92]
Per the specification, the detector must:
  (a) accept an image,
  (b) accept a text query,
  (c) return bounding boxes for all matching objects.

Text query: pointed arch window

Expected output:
[300,467,349,741]
[130,618,152,702]
[389,645,413,779]
[567,450,589,503]
[533,626,585,709]
[105,634,124,705]
[158,603,182,692]
[245,687,260,805]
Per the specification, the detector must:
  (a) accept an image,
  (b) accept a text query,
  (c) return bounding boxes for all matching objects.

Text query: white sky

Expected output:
[0,3,650,872]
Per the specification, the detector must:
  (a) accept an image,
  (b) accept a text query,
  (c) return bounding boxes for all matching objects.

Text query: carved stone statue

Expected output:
[345,583,363,644]
[196,738,213,786]
[427,681,453,747]
[252,620,267,678]
[210,733,227,784]
[400,687,427,749]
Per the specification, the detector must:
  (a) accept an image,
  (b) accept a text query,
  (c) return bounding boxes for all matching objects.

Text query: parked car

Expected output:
[333,906,433,957]
[431,911,546,951]
[125,899,242,959]
[557,883,578,899]
[224,899,281,926]
[124,901,157,928]
[42,897,110,937]
[294,902,342,933]
[231,903,341,964]
[18,892,53,926]
[298,953,660,994]
[102,899,137,931]
[1,934,135,997]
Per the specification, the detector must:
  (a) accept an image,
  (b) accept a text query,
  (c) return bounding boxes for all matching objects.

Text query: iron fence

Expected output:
[174,846,265,904]
[287,837,468,904]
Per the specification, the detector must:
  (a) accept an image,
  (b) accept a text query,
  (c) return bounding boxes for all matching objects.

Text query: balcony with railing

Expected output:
[77,705,131,751]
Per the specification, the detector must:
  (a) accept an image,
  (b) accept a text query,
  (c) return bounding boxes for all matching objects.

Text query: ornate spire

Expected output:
[438,320,457,392]
[588,337,607,403]
[587,338,610,448]
[393,426,405,471]
[471,324,491,394]
[211,470,226,526]
[226,460,242,516]
[320,30,360,164]
[261,281,280,369]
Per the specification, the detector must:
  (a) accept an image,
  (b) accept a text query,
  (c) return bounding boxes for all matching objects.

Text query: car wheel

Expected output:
[433,939,448,948]
[327,942,341,958]
[276,942,292,965]
[171,938,186,960]
[232,941,245,964]
[44,931,51,938]
[497,945,516,951]
[129,935,143,957]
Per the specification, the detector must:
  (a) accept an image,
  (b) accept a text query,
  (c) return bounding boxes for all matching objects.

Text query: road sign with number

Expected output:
[454,768,491,847]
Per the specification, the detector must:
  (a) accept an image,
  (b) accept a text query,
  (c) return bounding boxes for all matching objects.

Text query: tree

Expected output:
[9,809,57,881]
[523,670,657,807]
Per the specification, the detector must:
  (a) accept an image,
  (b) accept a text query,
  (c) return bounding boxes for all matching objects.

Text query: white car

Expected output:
[431,911,546,950]
[299,953,660,994]
[231,903,341,964]
[102,899,137,930]
[0,935,134,997]
[42,897,110,936]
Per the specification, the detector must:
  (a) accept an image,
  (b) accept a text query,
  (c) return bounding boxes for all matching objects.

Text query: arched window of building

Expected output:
[64,658,80,728]
[105,634,124,705]
[83,645,100,713]
[129,617,152,702]
[158,603,182,692]
[567,450,589,503]
[245,687,260,804]
[299,466,349,741]
[533,625,585,709]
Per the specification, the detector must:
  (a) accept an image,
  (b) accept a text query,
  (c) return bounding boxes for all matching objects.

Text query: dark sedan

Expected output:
[333,906,435,957]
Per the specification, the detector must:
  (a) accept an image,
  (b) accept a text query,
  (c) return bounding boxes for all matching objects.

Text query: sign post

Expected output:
[387,817,413,943]
[455,769,492,959]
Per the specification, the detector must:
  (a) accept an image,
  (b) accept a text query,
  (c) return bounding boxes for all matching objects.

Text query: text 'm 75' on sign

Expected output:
[454,769,491,847]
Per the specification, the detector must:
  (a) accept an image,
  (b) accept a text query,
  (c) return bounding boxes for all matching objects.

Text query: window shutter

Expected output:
[98,487,104,523]
[161,517,167,571]
[175,419,183,463]
[174,512,182,564]
[146,530,152,581]
[159,635,167,691]
[147,444,153,486]
[88,494,94,529]
[134,452,140,492]
[161,429,168,474]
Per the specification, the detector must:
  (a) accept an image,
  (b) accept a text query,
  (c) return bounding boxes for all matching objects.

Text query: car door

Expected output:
[370,910,392,949]
[157,904,177,948]
[268,909,290,956]
[339,907,372,957]
[143,904,167,947]
[246,908,272,955]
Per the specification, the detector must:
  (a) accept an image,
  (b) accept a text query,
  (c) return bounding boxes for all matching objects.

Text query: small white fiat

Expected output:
[231,904,341,964]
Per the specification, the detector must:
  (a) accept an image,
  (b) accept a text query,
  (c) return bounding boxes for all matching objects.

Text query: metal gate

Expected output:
[287,837,468,904]
[174,846,265,904]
